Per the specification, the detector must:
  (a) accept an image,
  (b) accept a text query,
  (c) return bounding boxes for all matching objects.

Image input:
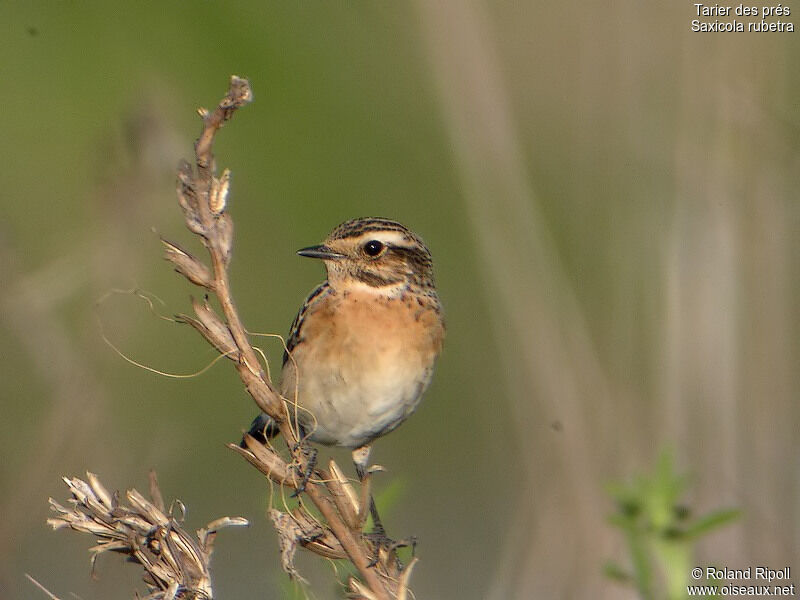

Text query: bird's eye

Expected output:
[363,240,384,257]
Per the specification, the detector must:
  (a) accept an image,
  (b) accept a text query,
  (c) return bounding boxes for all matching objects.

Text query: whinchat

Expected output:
[245,217,444,483]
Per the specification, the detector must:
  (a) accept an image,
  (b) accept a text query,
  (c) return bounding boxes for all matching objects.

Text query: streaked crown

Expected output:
[297,217,436,291]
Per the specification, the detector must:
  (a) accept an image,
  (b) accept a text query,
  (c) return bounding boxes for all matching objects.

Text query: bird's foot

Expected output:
[364,531,391,568]
[364,533,417,568]
[290,442,318,497]
[391,535,418,557]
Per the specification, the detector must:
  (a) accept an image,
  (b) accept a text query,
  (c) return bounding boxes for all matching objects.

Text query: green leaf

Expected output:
[683,509,741,540]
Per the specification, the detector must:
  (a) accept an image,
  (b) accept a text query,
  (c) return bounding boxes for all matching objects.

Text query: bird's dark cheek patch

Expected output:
[354,269,400,287]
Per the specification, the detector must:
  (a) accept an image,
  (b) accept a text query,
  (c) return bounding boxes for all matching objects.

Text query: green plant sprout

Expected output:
[605,450,740,599]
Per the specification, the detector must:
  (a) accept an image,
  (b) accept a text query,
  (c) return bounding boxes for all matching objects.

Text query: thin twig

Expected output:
[25,574,63,600]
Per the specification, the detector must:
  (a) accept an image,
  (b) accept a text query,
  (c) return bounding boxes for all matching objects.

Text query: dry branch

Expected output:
[163,76,412,598]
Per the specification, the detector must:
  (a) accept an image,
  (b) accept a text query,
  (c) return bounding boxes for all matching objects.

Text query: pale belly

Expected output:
[293,358,432,447]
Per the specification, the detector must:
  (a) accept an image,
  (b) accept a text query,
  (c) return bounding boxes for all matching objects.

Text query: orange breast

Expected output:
[280,287,444,447]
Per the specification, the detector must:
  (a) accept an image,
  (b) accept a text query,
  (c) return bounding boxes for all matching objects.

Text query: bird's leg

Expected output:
[352,445,387,539]
[290,442,318,498]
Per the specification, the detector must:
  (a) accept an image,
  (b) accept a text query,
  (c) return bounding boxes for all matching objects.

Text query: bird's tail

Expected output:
[240,413,281,448]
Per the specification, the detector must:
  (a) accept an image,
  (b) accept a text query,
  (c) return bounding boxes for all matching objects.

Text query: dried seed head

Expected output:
[191,296,237,357]
[209,168,230,214]
[162,239,214,289]
[235,437,294,486]
[329,460,360,528]
[348,578,380,600]
[48,473,244,600]
[269,509,310,583]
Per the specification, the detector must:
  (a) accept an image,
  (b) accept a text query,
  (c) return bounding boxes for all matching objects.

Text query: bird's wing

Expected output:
[283,281,332,367]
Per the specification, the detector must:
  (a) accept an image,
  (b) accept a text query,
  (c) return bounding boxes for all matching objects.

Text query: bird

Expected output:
[243,217,444,527]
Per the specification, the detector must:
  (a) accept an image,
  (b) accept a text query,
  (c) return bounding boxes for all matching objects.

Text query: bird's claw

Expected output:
[290,443,318,497]
[364,533,417,568]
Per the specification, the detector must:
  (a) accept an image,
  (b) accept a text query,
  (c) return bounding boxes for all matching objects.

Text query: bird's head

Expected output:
[297,217,435,293]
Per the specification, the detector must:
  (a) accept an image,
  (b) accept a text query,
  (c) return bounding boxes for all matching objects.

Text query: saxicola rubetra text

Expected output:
[245,217,444,490]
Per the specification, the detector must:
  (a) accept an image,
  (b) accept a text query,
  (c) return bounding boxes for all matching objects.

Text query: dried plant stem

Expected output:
[47,472,247,600]
[165,76,409,599]
[25,574,62,600]
[47,76,412,600]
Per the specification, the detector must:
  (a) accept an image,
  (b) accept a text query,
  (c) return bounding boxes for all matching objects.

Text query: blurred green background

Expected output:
[1,2,797,599]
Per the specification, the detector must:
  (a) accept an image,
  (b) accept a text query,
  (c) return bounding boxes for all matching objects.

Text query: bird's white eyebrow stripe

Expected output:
[353,230,410,246]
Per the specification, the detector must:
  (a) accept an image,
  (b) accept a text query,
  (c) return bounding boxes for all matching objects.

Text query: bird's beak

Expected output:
[296,244,346,260]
